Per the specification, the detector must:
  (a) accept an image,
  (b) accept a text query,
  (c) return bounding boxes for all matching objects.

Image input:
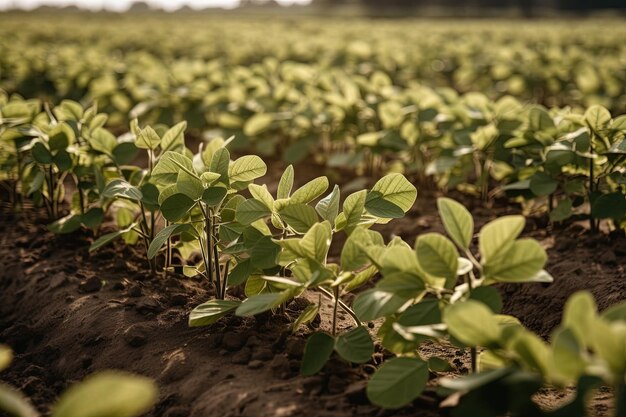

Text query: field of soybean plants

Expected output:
[1,8,626,417]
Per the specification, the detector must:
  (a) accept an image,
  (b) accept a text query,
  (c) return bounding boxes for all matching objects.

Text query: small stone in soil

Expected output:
[231,347,251,365]
[251,347,273,361]
[127,284,142,297]
[248,360,264,369]
[269,354,290,378]
[123,323,152,347]
[285,338,306,358]
[112,281,125,291]
[222,332,247,351]
[170,294,187,306]
[78,276,101,293]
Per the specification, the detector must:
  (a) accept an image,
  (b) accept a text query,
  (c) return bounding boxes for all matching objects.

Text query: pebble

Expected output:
[231,347,251,365]
[78,276,101,293]
[123,323,152,347]
[222,332,247,351]
[269,354,290,378]
[285,338,306,358]
[127,284,142,297]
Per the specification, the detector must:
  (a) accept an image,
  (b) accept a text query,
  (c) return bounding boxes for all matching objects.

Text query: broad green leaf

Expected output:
[236,199,271,225]
[89,127,117,155]
[315,184,340,225]
[483,239,546,282]
[278,203,318,234]
[290,176,329,205]
[415,233,458,288]
[342,190,367,235]
[437,198,473,249]
[551,328,586,380]
[591,193,626,220]
[235,292,284,316]
[52,371,157,417]
[48,122,75,151]
[334,326,374,364]
[341,228,383,271]
[479,215,525,264]
[366,357,428,409]
[176,170,204,200]
[0,383,39,417]
[188,299,241,327]
[248,184,274,210]
[243,113,273,136]
[584,105,611,133]
[353,289,408,321]
[89,225,135,252]
[31,142,53,164]
[300,332,334,376]
[112,142,138,166]
[469,286,502,314]
[161,121,186,152]
[364,191,404,218]
[102,179,143,201]
[53,149,72,171]
[80,208,104,229]
[160,193,195,222]
[229,155,266,182]
[277,164,294,199]
[152,151,196,185]
[370,173,417,212]
[210,148,230,185]
[550,198,572,222]
[48,214,82,234]
[201,187,227,207]
[135,126,160,150]
[299,221,332,263]
[293,304,320,333]
[147,224,196,259]
[227,259,253,286]
[444,300,501,347]
[529,172,557,197]
[562,291,597,346]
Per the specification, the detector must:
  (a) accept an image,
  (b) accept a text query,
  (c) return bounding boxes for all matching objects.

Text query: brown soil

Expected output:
[1,163,625,417]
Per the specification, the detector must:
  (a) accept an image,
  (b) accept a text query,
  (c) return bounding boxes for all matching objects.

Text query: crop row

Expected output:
[1,98,625,416]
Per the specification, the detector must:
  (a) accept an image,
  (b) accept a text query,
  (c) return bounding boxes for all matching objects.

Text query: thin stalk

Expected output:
[199,204,214,288]
[139,202,155,273]
[317,287,361,327]
[589,141,597,233]
[221,260,230,300]
[165,220,172,272]
[332,286,340,336]
[464,272,477,373]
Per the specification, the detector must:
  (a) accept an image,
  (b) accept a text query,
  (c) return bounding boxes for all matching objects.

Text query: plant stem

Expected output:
[464,272,478,373]
[139,202,155,273]
[332,286,340,336]
[165,220,171,273]
[317,287,361,327]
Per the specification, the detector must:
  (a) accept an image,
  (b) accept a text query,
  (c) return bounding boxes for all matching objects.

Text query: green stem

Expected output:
[332,286,340,336]
[317,287,361,328]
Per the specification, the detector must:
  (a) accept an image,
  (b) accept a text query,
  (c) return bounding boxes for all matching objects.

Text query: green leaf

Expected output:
[353,289,408,322]
[152,151,196,185]
[89,127,117,155]
[584,105,611,133]
[290,176,329,205]
[299,221,332,263]
[277,164,294,199]
[52,371,157,417]
[444,300,501,347]
[188,299,241,327]
[236,199,272,225]
[31,142,53,164]
[483,239,547,282]
[229,155,267,182]
[278,203,318,234]
[248,184,274,209]
[437,198,473,249]
[365,191,404,218]
[147,224,196,259]
[53,149,72,171]
[342,190,367,235]
[161,121,186,153]
[334,326,374,364]
[89,226,134,252]
[112,142,138,165]
[135,126,161,150]
[235,292,284,316]
[210,148,230,185]
[293,304,320,333]
[591,193,626,220]
[366,357,428,409]
[0,383,39,417]
[529,172,557,197]
[48,214,82,234]
[479,215,525,264]
[102,179,143,201]
[550,198,572,222]
[176,170,204,200]
[243,113,274,136]
[341,228,383,271]
[80,208,104,229]
[469,287,502,314]
[201,187,227,207]
[300,332,335,376]
[370,173,417,213]
[160,193,196,222]
[415,233,458,288]
[315,184,340,225]
[227,259,253,286]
